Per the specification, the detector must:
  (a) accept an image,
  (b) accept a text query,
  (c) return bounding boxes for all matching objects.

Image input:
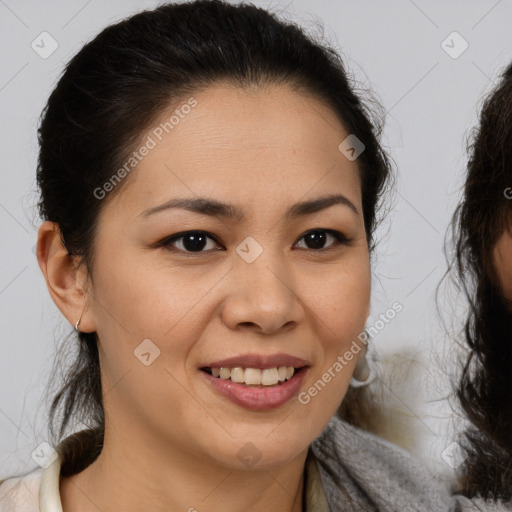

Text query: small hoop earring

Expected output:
[350,363,377,388]
[350,344,378,388]
[74,309,84,332]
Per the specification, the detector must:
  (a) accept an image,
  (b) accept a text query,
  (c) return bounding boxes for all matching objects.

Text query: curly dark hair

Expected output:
[36,0,392,464]
[450,62,512,501]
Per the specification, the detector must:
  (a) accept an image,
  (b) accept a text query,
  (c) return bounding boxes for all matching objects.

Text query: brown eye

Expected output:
[295,229,350,251]
[160,231,222,253]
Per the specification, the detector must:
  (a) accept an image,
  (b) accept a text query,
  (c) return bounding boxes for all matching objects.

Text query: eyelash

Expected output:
[157,229,352,255]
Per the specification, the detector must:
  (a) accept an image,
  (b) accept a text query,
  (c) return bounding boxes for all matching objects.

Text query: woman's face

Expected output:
[84,83,370,469]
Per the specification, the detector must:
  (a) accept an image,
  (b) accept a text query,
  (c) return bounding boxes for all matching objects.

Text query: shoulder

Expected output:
[310,414,453,511]
[0,468,43,512]
[0,428,100,512]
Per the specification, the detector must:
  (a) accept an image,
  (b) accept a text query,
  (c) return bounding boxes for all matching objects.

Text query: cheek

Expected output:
[90,259,206,419]
[88,253,205,391]
[308,259,371,337]
[311,261,370,369]
[92,253,205,338]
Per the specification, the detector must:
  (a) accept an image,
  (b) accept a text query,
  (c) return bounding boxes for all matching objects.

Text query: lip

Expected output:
[200,366,309,411]
[202,353,309,370]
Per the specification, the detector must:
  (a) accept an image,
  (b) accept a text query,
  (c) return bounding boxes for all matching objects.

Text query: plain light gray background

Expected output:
[1,0,511,480]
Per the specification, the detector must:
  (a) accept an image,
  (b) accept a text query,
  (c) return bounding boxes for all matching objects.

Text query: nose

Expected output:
[220,251,305,335]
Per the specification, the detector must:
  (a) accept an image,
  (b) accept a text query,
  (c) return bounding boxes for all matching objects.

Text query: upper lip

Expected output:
[202,353,310,369]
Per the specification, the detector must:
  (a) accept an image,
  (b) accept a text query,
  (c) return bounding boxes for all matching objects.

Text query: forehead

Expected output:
[110,83,362,217]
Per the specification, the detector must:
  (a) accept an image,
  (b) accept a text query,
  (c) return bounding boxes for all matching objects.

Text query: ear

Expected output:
[36,221,95,333]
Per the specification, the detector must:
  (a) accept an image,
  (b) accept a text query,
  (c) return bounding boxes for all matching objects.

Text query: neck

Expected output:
[59,422,308,512]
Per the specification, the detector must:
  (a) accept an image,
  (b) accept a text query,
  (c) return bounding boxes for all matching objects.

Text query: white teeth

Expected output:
[230,367,245,383]
[244,368,262,385]
[219,368,231,380]
[209,366,296,385]
[261,368,279,386]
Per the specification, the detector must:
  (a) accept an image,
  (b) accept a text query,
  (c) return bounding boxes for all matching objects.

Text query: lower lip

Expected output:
[200,367,308,411]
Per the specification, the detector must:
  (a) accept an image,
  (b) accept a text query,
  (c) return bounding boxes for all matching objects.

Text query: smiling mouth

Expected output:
[200,366,301,387]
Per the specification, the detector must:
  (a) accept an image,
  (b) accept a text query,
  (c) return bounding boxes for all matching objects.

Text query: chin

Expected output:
[204,433,308,472]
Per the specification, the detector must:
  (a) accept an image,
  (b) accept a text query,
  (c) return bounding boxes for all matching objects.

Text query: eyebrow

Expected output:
[140,193,359,221]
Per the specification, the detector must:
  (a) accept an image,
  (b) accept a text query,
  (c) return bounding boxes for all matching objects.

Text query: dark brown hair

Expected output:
[36,0,392,459]
[450,62,512,501]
